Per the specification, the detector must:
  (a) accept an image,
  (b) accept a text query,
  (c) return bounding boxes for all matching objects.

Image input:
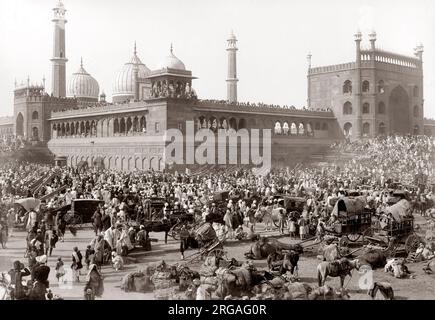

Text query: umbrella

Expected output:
[15,197,41,212]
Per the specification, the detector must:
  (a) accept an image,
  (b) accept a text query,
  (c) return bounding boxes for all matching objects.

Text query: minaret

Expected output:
[133,41,139,101]
[226,30,238,103]
[307,52,312,108]
[50,0,68,97]
[354,30,362,139]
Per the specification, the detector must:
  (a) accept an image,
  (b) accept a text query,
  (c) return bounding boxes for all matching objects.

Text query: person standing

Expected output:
[45,228,58,256]
[55,257,65,284]
[8,260,31,300]
[71,246,83,282]
[92,207,103,236]
[223,209,234,240]
[29,255,50,300]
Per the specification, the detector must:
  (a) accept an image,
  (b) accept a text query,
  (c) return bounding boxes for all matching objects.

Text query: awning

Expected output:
[15,197,41,212]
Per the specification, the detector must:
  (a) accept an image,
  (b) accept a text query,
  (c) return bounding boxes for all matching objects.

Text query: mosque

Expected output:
[0,1,431,171]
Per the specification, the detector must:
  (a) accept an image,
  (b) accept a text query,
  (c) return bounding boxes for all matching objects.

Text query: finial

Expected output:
[354,30,362,41]
[80,57,83,68]
[170,43,173,54]
[134,41,137,55]
[307,52,312,68]
[14,79,17,87]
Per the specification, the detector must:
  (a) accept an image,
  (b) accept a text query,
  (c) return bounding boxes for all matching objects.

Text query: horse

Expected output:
[368,282,394,300]
[317,258,357,288]
[142,220,171,244]
[0,272,12,300]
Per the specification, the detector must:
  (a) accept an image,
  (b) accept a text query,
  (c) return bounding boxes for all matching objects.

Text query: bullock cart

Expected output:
[362,199,422,257]
[184,222,226,263]
[321,197,374,255]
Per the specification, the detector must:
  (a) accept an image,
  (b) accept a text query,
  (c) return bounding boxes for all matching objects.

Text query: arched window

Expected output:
[378,102,386,114]
[343,80,352,94]
[32,127,39,140]
[413,125,419,135]
[413,105,419,117]
[378,122,386,135]
[343,101,353,115]
[362,103,370,114]
[413,86,419,97]
[282,122,289,135]
[32,111,39,120]
[229,118,237,130]
[322,123,328,131]
[238,118,246,129]
[315,122,321,130]
[362,122,370,137]
[298,123,305,135]
[139,116,146,132]
[377,80,385,93]
[362,81,370,93]
[274,121,282,134]
[343,122,352,137]
[307,123,313,136]
[290,122,297,135]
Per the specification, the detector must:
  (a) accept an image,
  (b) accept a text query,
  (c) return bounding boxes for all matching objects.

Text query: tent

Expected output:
[385,199,412,222]
[15,197,41,212]
[331,196,367,217]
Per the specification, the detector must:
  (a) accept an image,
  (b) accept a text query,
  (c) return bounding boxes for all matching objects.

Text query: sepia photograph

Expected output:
[0,0,434,304]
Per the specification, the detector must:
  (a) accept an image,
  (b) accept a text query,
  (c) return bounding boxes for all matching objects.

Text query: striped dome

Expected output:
[67,60,99,100]
[112,51,150,101]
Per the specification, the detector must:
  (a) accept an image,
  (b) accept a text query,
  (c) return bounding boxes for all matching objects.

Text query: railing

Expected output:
[309,62,356,75]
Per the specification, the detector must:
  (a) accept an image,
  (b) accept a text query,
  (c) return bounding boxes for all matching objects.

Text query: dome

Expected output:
[112,46,151,101]
[157,45,186,70]
[67,59,99,100]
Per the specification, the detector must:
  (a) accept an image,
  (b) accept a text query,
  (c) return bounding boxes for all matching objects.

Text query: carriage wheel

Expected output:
[169,223,182,240]
[361,227,374,247]
[383,238,399,257]
[208,248,226,259]
[405,233,422,255]
[338,237,350,257]
[346,233,361,242]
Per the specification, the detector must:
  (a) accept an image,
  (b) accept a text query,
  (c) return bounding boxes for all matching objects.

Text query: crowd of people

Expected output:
[0,134,434,299]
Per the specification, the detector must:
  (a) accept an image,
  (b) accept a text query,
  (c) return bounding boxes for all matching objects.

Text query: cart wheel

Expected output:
[169,223,182,241]
[346,233,361,242]
[383,237,398,257]
[208,248,226,259]
[361,227,376,247]
[405,233,422,255]
[338,237,350,257]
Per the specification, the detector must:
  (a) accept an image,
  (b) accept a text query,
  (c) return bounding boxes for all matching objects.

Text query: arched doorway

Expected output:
[32,127,39,140]
[16,113,24,136]
[389,86,410,134]
[343,122,352,137]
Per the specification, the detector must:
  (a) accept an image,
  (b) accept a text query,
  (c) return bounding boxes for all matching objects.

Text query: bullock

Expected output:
[355,250,387,270]
[368,282,394,300]
[266,250,300,277]
[245,237,303,260]
[317,258,357,288]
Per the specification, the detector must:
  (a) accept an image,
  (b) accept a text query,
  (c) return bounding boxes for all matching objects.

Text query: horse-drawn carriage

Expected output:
[362,199,422,257]
[270,196,306,228]
[52,199,105,229]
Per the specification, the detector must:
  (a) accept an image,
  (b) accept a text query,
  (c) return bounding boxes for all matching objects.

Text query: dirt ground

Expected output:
[1,214,434,300]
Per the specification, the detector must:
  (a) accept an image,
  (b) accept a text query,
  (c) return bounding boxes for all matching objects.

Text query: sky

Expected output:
[0,0,434,118]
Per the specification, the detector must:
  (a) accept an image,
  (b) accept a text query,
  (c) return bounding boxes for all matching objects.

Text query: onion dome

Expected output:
[112,43,151,102]
[67,58,99,101]
[157,44,186,70]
